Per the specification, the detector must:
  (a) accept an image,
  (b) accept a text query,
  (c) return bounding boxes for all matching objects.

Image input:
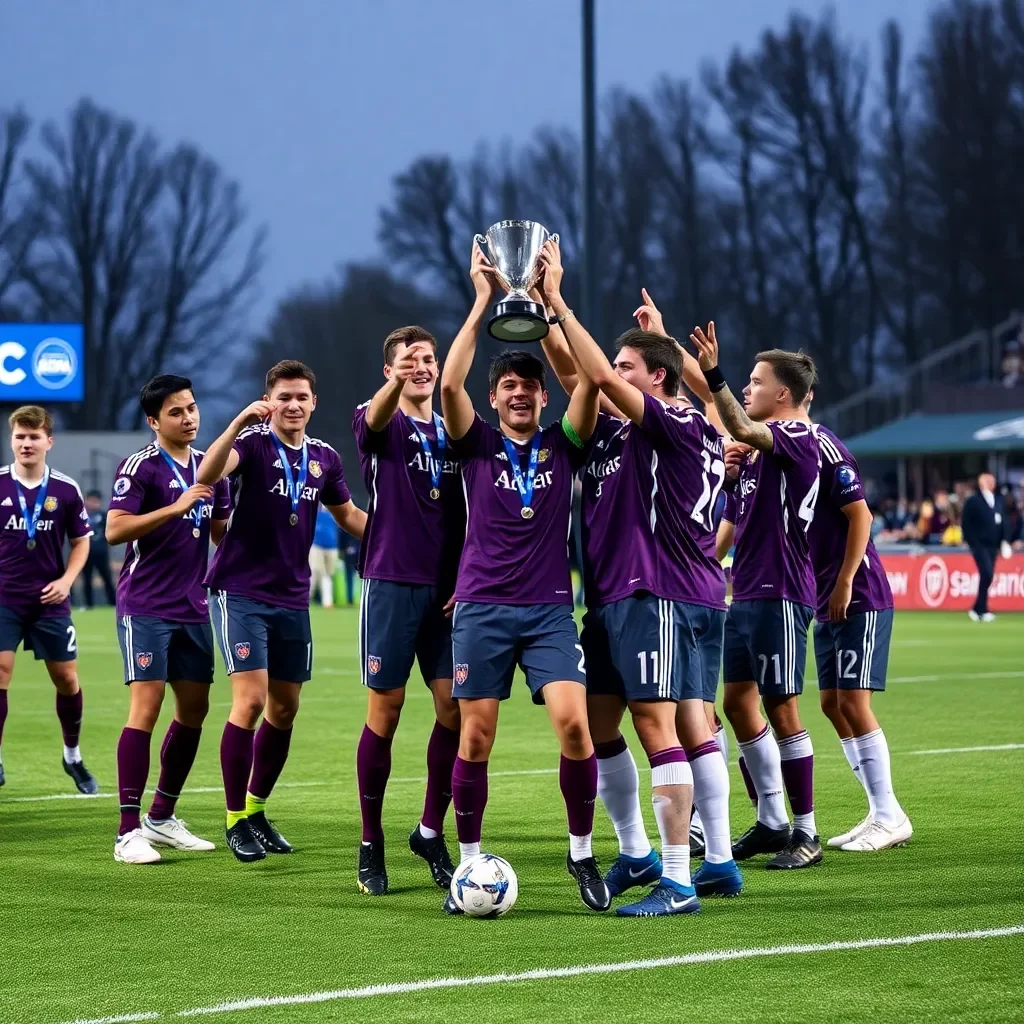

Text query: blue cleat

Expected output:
[615,880,700,917]
[693,858,743,897]
[603,849,663,897]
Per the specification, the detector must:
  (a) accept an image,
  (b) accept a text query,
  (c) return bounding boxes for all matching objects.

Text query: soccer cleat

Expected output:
[615,880,700,917]
[840,815,913,852]
[967,610,980,622]
[689,817,706,859]
[603,850,663,897]
[566,853,612,911]
[142,815,216,852]
[63,758,99,795]
[765,828,823,869]
[0,762,5,787]
[442,890,463,915]
[693,858,743,897]
[409,827,455,889]
[247,811,293,854]
[827,815,871,848]
[225,819,266,863]
[358,840,388,895]
[114,829,162,864]
[731,821,792,860]
[981,613,996,623]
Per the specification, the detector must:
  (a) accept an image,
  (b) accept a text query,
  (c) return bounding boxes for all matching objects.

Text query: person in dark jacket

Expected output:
[961,473,1010,622]
[82,490,117,608]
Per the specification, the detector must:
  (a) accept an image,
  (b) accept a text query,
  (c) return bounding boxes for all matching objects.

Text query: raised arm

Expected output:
[440,243,496,441]
[829,499,873,621]
[690,322,774,451]
[196,400,277,484]
[365,342,431,431]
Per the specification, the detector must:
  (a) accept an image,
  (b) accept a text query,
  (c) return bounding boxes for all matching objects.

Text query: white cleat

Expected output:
[967,610,980,622]
[115,829,162,864]
[981,612,996,623]
[827,815,871,849]
[840,815,913,852]
[142,815,216,852]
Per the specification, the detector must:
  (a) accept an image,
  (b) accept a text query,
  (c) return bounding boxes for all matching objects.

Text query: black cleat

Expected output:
[63,758,98,795]
[226,819,266,863]
[409,827,455,889]
[765,829,823,870]
[0,761,5,787]
[248,811,293,854]
[566,853,612,911]
[689,817,706,859]
[731,821,792,861]
[358,839,388,895]
[442,890,463,915]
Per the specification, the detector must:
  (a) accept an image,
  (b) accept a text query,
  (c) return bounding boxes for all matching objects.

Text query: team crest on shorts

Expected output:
[136,652,153,670]
[308,460,322,478]
[455,663,469,685]
[367,655,381,675]
[44,497,58,512]
[234,642,251,660]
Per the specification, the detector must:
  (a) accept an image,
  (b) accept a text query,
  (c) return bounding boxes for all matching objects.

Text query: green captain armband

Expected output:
[561,413,584,449]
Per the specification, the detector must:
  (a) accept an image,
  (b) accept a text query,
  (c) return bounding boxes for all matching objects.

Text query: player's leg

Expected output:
[0,635,15,787]
[722,602,790,859]
[321,549,337,609]
[581,607,658,896]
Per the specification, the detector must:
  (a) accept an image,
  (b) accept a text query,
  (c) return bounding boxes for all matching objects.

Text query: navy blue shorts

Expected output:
[0,605,77,663]
[117,615,215,685]
[814,609,893,692]
[581,594,725,703]
[210,592,312,683]
[723,599,813,696]
[451,602,585,703]
[358,579,453,689]
[698,608,725,703]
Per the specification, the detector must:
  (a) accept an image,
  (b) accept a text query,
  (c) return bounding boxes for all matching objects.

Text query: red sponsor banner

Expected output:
[879,550,1024,611]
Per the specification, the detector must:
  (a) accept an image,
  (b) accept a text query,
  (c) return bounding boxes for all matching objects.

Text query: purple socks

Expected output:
[56,689,83,748]
[149,721,202,821]
[117,727,151,835]
[357,725,392,843]
[451,756,489,845]
[421,721,459,834]
[559,753,598,837]
[249,720,293,802]
[220,722,255,814]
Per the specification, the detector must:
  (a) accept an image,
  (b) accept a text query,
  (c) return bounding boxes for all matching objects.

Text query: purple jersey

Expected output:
[353,403,464,591]
[451,414,586,605]
[810,426,894,620]
[205,425,351,610]
[111,445,232,622]
[581,396,726,609]
[0,464,92,618]
[724,420,820,606]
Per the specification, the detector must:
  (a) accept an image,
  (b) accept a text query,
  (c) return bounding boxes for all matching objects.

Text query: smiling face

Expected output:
[148,389,200,447]
[266,377,317,433]
[489,372,547,433]
[385,340,438,399]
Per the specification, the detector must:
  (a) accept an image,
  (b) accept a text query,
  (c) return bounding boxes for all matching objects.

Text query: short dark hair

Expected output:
[266,360,316,395]
[488,349,546,393]
[614,328,681,397]
[8,405,53,436]
[86,489,102,500]
[140,375,195,420]
[754,349,818,406]
[383,326,437,366]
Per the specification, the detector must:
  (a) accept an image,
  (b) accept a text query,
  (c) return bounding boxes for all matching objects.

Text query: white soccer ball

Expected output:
[449,853,519,918]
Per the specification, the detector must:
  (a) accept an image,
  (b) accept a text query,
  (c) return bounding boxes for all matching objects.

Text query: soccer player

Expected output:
[0,406,96,793]
[198,360,366,862]
[352,326,464,896]
[810,421,912,851]
[106,375,232,864]
[536,246,738,915]
[440,242,608,914]
[691,324,824,869]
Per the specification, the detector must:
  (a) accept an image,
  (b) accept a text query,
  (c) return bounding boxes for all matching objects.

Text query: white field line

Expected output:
[7,746,1022,805]
[60,924,1024,1024]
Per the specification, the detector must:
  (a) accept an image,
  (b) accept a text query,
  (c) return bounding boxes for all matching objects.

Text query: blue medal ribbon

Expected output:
[270,433,309,523]
[13,465,49,549]
[157,447,203,535]
[501,432,541,519]
[410,413,447,496]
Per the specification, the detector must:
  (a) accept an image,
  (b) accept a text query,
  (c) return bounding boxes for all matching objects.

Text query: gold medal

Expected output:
[429,487,440,500]
[520,507,535,520]
[26,538,37,550]
[289,513,299,526]
[192,527,201,538]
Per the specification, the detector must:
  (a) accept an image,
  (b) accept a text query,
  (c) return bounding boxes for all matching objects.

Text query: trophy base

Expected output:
[487,299,549,343]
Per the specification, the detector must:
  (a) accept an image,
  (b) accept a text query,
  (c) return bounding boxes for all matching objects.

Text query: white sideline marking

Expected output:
[61,924,1024,1024]
[908,743,1024,756]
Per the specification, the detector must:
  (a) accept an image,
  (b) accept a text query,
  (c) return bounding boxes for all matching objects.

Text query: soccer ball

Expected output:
[449,853,519,918]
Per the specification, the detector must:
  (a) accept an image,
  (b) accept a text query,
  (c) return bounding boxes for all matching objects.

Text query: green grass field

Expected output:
[1,608,1022,1024]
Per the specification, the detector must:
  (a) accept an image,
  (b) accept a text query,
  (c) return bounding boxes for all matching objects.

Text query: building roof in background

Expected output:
[845,410,1024,457]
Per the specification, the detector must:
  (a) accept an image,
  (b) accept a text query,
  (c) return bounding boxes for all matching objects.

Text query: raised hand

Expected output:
[237,400,278,427]
[690,322,719,371]
[538,238,564,302]
[172,483,214,516]
[392,341,432,381]
[633,288,666,335]
[470,241,499,302]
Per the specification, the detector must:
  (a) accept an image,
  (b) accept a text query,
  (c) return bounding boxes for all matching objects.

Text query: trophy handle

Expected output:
[549,232,559,246]
[473,233,490,262]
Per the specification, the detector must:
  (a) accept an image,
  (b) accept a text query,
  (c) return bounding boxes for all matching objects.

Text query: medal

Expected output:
[271,433,309,528]
[410,413,447,501]
[157,446,205,538]
[13,464,49,553]
[501,432,541,522]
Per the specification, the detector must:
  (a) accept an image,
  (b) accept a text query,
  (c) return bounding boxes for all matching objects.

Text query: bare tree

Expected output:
[0,108,39,318]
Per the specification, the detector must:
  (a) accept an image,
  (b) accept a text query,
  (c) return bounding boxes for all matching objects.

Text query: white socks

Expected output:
[714,724,730,763]
[320,576,334,609]
[63,744,82,765]
[458,841,481,860]
[737,726,789,829]
[853,729,903,825]
[690,750,732,864]
[569,832,593,862]
[651,760,693,888]
[597,746,653,859]
[418,822,439,839]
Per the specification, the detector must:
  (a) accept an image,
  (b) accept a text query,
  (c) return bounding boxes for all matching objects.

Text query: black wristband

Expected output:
[702,366,728,393]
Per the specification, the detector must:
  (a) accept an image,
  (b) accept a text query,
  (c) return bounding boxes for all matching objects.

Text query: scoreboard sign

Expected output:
[0,324,84,401]
[880,550,1024,612]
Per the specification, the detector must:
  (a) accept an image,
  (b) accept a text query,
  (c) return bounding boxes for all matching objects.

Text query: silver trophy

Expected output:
[474,220,558,342]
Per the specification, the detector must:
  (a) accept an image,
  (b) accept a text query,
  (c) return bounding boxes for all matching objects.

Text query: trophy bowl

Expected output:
[474,220,558,342]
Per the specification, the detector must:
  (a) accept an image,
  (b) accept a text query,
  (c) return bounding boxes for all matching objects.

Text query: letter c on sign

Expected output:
[0,341,27,386]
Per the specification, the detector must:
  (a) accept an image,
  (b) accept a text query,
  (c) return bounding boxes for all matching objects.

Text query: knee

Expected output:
[49,666,80,695]
[818,688,841,723]
[554,713,590,757]
[367,690,405,738]
[0,663,13,688]
[233,692,266,728]
[433,695,460,733]
[175,697,209,730]
[459,716,495,761]
[269,701,299,730]
[765,697,802,738]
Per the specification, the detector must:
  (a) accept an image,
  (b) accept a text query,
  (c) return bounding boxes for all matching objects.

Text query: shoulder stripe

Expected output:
[818,434,845,465]
[51,469,85,499]
[236,424,269,441]
[120,446,159,476]
[306,436,337,453]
